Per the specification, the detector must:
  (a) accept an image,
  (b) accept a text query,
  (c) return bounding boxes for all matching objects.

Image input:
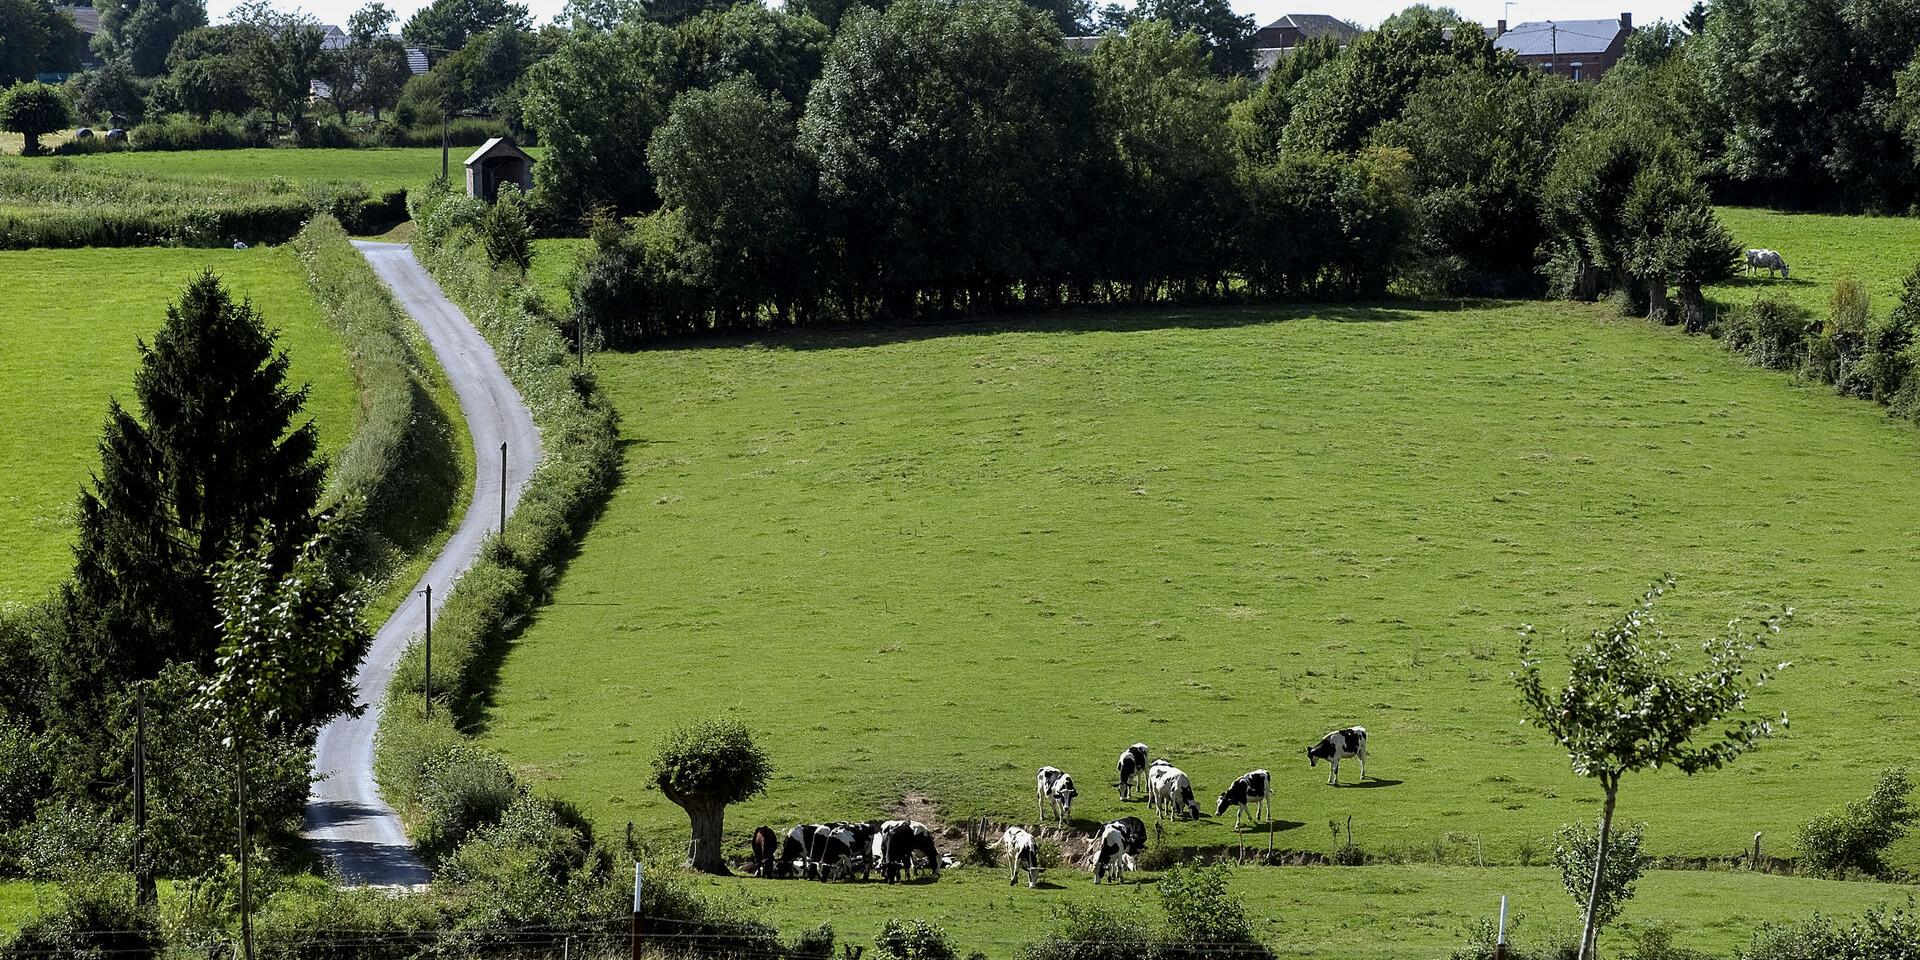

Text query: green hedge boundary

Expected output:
[371,201,621,842]
[292,215,466,601]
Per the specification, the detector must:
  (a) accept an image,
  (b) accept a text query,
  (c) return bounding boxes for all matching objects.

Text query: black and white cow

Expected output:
[875,820,941,883]
[1307,726,1368,785]
[1215,770,1271,829]
[1037,766,1077,826]
[1116,743,1149,800]
[1147,762,1200,820]
[1091,818,1143,884]
[780,822,875,880]
[751,825,780,877]
[1000,826,1040,888]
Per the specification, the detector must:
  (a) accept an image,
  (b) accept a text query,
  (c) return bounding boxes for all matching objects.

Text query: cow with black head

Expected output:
[1307,726,1368,785]
[1216,770,1271,829]
[1116,743,1149,800]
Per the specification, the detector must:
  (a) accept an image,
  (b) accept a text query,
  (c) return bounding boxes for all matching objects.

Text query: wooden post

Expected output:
[631,862,643,960]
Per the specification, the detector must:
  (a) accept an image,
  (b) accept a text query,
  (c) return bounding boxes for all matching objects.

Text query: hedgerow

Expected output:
[292,215,464,592]
[372,180,619,857]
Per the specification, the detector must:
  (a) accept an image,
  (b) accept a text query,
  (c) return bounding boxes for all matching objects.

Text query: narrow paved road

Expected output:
[303,241,540,886]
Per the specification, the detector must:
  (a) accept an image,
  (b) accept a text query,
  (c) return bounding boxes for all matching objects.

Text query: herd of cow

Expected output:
[745,727,1370,888]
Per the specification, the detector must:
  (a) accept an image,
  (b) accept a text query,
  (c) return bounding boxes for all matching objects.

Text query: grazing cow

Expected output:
[1037,766,1077,826]
[1215,770,1271,830]
[232,239,249,250]
[751,825,780,877]
[780,822,875,880]
[1745,248,1790,279]
[1091,820,1141,884]
[1000,826,1040,888]
[1116,743,1149,800]
[1307,726,1368,785]
[1147,763,1200,820]
[876,820,941,883]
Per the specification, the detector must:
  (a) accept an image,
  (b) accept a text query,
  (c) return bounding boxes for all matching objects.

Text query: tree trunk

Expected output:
[236,730,255,960]
[1679,282,1708,333]
[1577,784,1618,960]
[1648,276,1673,324]
[661,781,731,875]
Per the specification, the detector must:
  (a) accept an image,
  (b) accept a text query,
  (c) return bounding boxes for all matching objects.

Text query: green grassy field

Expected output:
[1711,207,1920,315]
[10,148,454,195]
[0,248,359,602]
[691,865,1904,959]
[0,882,46,935]
[529,238,588,313]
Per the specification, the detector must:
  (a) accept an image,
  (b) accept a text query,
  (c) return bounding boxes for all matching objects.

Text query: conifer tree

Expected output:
[52,272,326,741]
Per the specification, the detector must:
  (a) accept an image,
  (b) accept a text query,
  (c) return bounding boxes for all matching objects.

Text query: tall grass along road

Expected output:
[303,242,540,885]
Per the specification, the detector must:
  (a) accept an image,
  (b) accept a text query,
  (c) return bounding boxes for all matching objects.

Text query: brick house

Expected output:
[1492,13,1635,81]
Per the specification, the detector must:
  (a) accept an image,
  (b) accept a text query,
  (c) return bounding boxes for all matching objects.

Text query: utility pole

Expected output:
[500,441,508,535]
[133,685,155,908]
[421,584,433,719]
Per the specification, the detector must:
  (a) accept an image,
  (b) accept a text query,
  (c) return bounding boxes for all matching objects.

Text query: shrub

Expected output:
[0,872,161,960]
[1794,767,1915,878]
[253,877,448,960]
[415,743,523,862]
[1742,903,1920,960]
[1017,901,1157,960]
[790,924,835,959]
[1723,296,1814,370]
[1552,819,1647,933]
[875,919,960,960]
[128,113,267,151]
[1450,914,1580,960]
[482,185,533,272]
[1860,263,1920,405]
[1808,277,1871,391]
[1157,862,1269,960]
[1622,922,1716,960]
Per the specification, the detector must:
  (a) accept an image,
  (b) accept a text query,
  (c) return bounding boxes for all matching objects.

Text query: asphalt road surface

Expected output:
[303,241,540,886]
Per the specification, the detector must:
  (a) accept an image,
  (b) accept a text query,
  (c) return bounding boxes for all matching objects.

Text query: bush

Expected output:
[1808,277,1870,391]
[1723,296,1814,370]
[1157,862,1269,960]
[0,872,161,960]
[875,919,961,960]
[1622,922,1716,960]
[1860,263,1920,405]
[791,924,835,959]
[253,877,448,960]
[128,113,267,151]
[1794,767,1915,878]
[415,743,523,862]
[482,185,533,272]
[1552,819,1647,933]
[1742,903,1920,960]
[1450,914,1579,960]
[1017,901,1157,960]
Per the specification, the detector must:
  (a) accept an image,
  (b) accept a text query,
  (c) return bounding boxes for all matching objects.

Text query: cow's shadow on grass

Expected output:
[1719,275,1817,294]
[1228,819,1305,835]
[1335,777,1403,789]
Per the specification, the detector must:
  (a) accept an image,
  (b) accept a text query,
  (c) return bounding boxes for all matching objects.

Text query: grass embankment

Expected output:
[696,865,1908,959]
[0,247,359,602]
[529,237,589,314]
[479,300,1920,868]
[1711,207,1920,314]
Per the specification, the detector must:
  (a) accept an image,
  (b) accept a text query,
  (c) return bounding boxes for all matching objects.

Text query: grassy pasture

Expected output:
[0,882,41,935]
[0,247,358,603]
[530,237,589,313]
[692,865,1905,959]
[481,297,1920,873]
[1710,207,1920,315]
[8,147,456,195]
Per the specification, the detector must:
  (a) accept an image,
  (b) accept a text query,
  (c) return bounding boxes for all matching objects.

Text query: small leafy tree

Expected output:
[1794,767,1915,878]
[873,919,959,960]
[1514,576,1791,960]
[481,184,533,272]
[650,717,770,874]
[0,80,73,155]
[198,528,370,960]
[1552,819,1646,934]
[1158,861,1270,960]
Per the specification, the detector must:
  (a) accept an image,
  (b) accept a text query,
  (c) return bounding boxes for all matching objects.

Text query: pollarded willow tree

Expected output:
[1514,576,1792,960]
[651,717,770,874]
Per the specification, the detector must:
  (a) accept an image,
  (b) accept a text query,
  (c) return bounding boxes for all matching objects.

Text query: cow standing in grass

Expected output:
[1746,249,1790,279]
[1148,762,1200,820]
[1091,817,1146,883]
[1307,726,1368,785]
[1000,826,1041,888]
[876,820,941,883]
[1037,766,1077,826]
[751,826,780,877]
[1216,769,1271,829]
[1116,743,1149,800]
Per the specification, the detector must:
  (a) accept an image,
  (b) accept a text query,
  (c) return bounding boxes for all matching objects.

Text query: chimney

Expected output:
[1497,18,1507,35]
[1620,11,1632,30]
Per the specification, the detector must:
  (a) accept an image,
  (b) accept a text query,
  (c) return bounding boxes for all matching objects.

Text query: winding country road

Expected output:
[303,241,540,886]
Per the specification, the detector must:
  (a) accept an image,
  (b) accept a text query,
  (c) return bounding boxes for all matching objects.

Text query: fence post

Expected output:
[1493,894,1509,960]
[631,862,644,960]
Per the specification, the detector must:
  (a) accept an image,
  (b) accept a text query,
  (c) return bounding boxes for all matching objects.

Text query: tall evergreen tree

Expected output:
[53,272,325,746]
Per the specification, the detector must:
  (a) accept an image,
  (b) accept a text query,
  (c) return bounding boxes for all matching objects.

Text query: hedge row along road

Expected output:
[303,241,540,886]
